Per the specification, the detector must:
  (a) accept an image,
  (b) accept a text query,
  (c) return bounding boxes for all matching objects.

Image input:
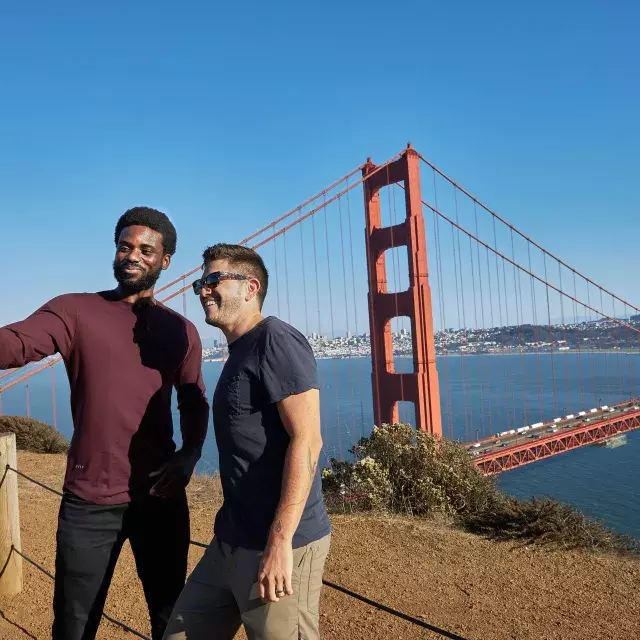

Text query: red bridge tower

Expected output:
[362,146,442,435]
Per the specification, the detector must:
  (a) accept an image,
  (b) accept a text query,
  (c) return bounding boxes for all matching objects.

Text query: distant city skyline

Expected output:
[202,315,638,362]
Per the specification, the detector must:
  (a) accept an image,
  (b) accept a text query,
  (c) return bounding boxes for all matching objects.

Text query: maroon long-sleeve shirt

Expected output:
[0,291,209,504]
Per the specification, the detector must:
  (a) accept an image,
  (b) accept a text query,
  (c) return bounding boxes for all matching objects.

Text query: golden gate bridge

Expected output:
[2,144,639,475]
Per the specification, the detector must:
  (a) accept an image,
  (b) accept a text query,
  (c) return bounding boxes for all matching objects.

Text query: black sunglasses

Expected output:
[192,271,249,295]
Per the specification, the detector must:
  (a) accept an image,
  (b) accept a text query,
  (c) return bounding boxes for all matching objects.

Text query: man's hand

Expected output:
[149,448,199,498]
[258,534,294,603]
[256,389,322,603]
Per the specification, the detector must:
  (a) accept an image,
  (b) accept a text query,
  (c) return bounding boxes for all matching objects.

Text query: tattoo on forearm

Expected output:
[307,447,318,478]
[269,445,319,540]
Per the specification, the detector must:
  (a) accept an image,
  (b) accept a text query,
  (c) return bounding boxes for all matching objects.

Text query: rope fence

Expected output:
[10,546,150,639]
[2,465,471,640]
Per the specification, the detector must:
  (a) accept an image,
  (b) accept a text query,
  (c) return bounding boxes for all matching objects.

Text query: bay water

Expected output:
[3,352,638,538]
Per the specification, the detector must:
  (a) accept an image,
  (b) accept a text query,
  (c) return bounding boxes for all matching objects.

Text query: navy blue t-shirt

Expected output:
[212,316,331,550]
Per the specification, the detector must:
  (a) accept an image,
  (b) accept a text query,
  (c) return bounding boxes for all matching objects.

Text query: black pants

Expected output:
[52,491,190,640]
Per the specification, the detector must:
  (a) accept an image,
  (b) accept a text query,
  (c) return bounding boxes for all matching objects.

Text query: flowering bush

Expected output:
[322,422,495,516]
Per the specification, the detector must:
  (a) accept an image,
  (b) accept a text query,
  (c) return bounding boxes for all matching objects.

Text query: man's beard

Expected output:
[113,260,162,295]
[204,295,242,328]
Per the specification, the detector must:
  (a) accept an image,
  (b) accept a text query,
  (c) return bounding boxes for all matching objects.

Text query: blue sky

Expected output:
[1,1,638,338]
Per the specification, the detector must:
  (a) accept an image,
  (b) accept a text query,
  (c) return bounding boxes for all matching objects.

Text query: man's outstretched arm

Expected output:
[258,388,322,602]
[0,297,75,369]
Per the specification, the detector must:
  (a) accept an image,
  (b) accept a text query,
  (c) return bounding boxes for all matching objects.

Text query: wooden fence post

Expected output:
[0,432,22,595]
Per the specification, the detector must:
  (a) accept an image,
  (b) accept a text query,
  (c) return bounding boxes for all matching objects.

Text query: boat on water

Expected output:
[595,434,628,449]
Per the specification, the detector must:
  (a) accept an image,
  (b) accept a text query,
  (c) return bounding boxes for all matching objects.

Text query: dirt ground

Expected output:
[1,452,639,640]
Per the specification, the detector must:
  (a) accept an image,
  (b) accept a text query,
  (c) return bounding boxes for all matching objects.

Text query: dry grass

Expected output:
[2,452,640,640]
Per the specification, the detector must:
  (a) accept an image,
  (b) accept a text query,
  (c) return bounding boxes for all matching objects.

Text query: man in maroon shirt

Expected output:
[0,207,209,640]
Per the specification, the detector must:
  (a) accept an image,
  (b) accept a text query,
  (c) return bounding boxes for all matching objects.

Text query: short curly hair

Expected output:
[114,207,177,256]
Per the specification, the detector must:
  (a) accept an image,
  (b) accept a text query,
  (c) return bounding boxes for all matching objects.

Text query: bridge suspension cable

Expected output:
[417,152,640,318]
[2,144,639,469]
[413,152,639,443]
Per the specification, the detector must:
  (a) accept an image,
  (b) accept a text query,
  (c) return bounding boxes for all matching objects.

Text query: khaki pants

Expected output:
[163,534,331,640]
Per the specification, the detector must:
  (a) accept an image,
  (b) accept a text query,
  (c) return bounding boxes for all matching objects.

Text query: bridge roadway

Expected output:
[466,398,640,474]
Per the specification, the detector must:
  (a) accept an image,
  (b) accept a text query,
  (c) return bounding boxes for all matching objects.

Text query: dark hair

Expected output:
[202,243,269,308]
[114,207,177,256]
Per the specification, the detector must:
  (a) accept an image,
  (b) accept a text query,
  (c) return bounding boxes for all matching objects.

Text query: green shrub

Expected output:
[464,494,640,553]
[0,416,69,453]
[323,422,496,516]
[322,422,639,554]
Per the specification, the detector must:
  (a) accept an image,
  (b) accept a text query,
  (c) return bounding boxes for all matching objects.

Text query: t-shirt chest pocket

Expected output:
[214,374,253,420]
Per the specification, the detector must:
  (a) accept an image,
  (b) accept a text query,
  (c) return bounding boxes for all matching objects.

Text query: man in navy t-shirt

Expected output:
[164,243,331,640]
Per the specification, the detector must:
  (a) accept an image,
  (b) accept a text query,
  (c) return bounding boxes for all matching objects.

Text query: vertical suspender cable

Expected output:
[346,181,367,440]
[323,197,343,458]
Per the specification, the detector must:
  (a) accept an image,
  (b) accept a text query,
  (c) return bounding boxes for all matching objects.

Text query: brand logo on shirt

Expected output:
[74,464,86,470]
